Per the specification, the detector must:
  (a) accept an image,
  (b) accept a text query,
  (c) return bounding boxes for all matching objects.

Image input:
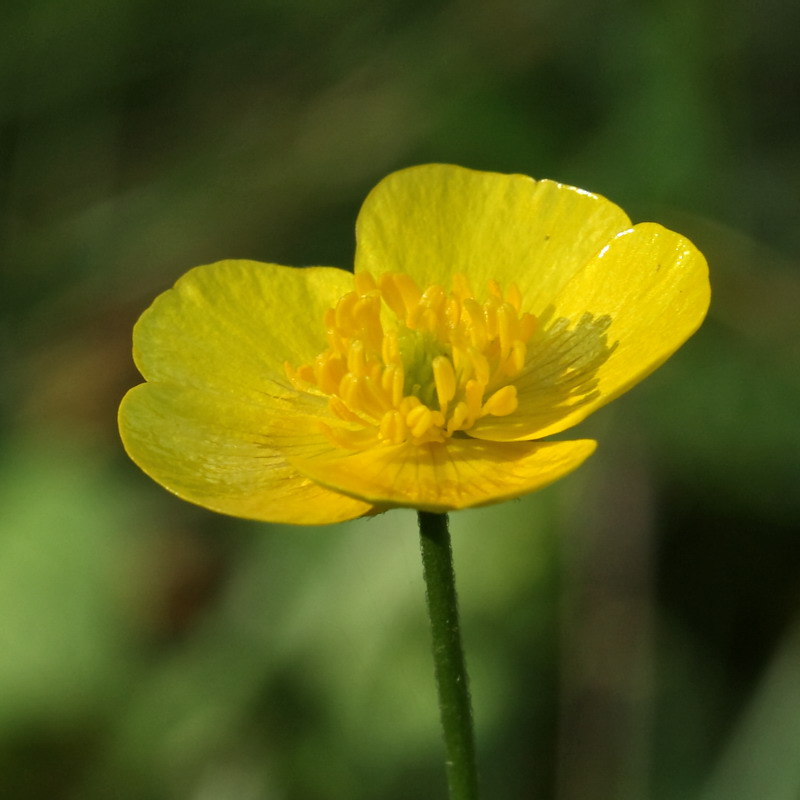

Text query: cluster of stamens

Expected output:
[286,271,537,448]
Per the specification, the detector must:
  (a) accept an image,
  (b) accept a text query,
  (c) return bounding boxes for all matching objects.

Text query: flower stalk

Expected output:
[418,511,479,800]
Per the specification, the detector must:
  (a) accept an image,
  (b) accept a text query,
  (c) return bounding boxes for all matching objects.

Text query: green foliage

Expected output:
[2,0,800,797]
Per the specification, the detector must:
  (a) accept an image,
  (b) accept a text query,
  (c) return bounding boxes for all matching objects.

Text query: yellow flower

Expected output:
[119,164,710,525]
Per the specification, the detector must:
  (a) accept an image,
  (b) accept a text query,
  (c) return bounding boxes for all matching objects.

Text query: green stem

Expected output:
[418,511,479,800]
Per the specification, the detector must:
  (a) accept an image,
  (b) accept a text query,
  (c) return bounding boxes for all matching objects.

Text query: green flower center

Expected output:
[396,328,449,409]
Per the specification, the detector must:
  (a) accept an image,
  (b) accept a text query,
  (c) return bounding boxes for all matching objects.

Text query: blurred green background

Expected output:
[2,0,800,798]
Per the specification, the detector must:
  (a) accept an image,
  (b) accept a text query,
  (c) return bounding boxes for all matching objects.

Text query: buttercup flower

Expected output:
[119,164,710,524]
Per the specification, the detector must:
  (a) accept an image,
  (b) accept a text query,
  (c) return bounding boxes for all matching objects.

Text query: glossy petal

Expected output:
[119,383,374,525]
[134,260,354,395]
[354,164,632,317]
[286,436,597,512]
[120,165,710,522]
[470,222,710,441]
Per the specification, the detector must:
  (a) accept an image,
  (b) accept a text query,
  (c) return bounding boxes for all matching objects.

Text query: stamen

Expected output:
[509,341,527,375]
[318,354,345,394]
[387,364,404,406]
[506,283,522,311]
[347,340,367,377]
[445,296,461,328]
[406,404,432,438]
[470,350,490,387]
[482,385,518,417]
[354,295,382,349]
[483,295,500,339]
[421,284,446,313]
[464,379,483,427]
[381,330,399,365]
[462,298,487,350]
[329,395,368,424]
[392,273,422,320]
[432,356,456,412]
[354,271,377,294]
[379,410,407,445]
[378,273,408,319]
[452,273,474,300]
[319,422,378,450]
[287,271,537,448]
[519,312,538,341]
[296,364,315,383]
[335,291,358,329]
[447,401,468,434]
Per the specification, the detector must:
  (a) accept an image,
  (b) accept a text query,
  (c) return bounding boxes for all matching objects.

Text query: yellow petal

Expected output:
[285,437,597,512]
[134,260,354,395]
[471,222,710,441]
[354,164,631,317]
[119,383,374,525]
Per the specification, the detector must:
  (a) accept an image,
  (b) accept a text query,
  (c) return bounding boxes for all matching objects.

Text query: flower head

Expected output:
[119,164,710,524]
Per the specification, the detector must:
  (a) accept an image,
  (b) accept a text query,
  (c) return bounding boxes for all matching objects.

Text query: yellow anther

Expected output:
[354,381,378,420]
[408,405,433,438]
[420,308,439,333]
[421,284,446,312]
[361,376,388,418]
[380,363,405,406]
[406,402,427,428]
[379,410,407,445]
[353,295,382,348]
[451,345,470,380]
[506,283,522,311]
[325,327,346,354]
[318,422,355,450]
[487,278,502,298]
[400,395,422,415]
[444,296,461,328]
[380,364,393,394]
[296,364,315,383]
[392,273,422,319]
[497,303,516,358]
[335,291,359,330]
[381,330,400,365]
[447,401,469,434]
[317,354,344,393]
[338,373,358,407]
[329,395,366,424]
[510,340,527,374]
[519,312,538,342]
[432,356,456,410]
[482,385,518,417]
[464,379,484,426]
[378,273,407,318]
[483,295,500,338]
[470,350,490,387]
[346,339,367,376]
[284,361,299,385]
[319,422,376,451]
[462,298,487,350]
[452,273,474,300]
[406,302,423,330]
[354,272,377,294]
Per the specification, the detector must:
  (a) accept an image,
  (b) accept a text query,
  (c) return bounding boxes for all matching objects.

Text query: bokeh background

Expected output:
[3,0,800,798]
